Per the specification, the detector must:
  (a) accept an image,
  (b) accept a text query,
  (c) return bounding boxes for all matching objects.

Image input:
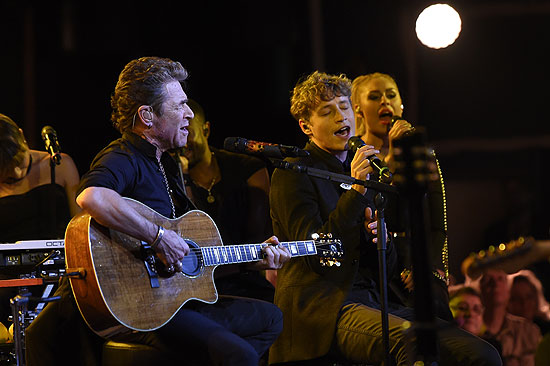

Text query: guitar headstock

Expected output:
[392,127,439,190]
[311,233,344,267]
[461,236,549,280]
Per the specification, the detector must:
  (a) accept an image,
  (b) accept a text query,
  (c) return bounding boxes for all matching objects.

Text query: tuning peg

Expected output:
[319,259,342,267]
[311,233,320,240]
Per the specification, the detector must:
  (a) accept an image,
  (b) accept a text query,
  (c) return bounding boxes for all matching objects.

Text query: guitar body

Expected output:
[65,198,222,337]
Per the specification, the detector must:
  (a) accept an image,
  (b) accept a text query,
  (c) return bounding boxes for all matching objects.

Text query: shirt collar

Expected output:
[123,131,158,159]
[305,141,351,173]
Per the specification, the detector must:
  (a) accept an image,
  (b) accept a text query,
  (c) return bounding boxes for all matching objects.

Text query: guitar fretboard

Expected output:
[201,241,317,266]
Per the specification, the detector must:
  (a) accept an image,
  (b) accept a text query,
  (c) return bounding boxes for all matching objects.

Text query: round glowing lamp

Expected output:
[416,4,462,49]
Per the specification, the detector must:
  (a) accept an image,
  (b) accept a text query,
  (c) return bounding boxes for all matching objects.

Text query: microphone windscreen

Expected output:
[41,125,56,139]
[223,137,247,152]
[223,137,238,151]
[347,136,366,154]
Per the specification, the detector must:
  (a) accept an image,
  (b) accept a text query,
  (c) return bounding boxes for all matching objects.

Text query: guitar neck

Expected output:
[201,241,317,267]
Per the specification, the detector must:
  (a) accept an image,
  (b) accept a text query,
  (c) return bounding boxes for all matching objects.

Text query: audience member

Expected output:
[477,269,541,366]
[508,270,550,335]
[449,286,502,355]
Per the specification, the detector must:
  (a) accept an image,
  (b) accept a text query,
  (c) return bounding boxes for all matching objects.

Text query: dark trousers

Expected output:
[26,278,282,366]
[112,295,283,366]
[336,302,503,366]
[25,278,104,366]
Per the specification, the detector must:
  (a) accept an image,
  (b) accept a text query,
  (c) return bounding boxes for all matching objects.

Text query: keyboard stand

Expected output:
[1,278,44,366]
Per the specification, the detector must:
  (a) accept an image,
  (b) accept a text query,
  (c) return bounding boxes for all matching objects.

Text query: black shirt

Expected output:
[78,132,192,217]
[184,147,268,245]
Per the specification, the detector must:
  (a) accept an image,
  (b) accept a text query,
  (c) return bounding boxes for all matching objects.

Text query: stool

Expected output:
[276,356,371,366]
[101,340,170,366]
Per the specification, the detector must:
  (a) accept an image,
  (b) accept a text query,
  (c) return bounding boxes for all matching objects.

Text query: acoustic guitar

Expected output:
[65,197,344,337]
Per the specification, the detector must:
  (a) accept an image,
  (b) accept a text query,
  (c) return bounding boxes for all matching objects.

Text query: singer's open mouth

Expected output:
[334,126,350,136]
[379,111,393,124]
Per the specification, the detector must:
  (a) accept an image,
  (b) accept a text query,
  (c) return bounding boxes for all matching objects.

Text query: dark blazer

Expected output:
[268,141,397,364]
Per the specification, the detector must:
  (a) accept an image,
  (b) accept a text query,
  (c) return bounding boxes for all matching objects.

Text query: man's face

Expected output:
[152,81,193,151]
[508,280,538,321]
[182,116,209,168]
[301,95,354,160]
[480,269,510,307]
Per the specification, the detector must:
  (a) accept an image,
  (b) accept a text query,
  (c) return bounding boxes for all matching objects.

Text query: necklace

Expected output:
[158,158,176,219]
[205,178,217,204]
[191,152,218,204]
[193,177,217,204]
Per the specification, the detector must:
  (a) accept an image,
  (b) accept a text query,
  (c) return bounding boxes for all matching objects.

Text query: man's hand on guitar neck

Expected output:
[246,236,292,271]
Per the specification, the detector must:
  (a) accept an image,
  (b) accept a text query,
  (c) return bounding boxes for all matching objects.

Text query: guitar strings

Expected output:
[181,241,325,254]
[176,241,335,268]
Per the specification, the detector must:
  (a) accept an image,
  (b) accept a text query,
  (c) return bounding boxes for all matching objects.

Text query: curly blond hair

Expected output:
[290,71,351,121]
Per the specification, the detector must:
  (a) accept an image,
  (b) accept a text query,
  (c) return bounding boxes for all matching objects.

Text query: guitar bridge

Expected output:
[140,241,160,288]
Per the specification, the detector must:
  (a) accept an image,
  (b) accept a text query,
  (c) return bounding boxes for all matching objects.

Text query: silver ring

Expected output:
[174,261,184,272]
[167,264,175,273]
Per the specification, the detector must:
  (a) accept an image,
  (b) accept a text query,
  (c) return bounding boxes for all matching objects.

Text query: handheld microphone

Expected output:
[223,137,309,159]
[41,126,62,165]
[390,115,405,128]
[347,136,392,184]
[388,115,415,137]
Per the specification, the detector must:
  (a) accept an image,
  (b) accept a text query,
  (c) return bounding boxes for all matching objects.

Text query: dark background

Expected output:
[2,0,550,283]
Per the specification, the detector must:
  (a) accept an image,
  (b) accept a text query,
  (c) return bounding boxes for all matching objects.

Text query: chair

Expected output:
[101,340,203,366]
[101,340,169,366]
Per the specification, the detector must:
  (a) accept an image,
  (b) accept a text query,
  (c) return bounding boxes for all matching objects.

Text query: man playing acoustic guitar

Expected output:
[74,56,291,366]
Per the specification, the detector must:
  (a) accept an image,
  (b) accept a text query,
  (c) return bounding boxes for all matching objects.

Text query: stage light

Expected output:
[416,4,462,49]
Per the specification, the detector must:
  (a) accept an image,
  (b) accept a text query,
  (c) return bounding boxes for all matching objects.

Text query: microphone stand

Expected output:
[374,191,391,366]
[392,128,440,365]
[269,158,396,365]
[270,158,397,195]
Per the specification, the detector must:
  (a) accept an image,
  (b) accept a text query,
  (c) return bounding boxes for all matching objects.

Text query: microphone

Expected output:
[347,136,392,184]
[41,126,62,165]
[388,115,415,137]
[223,137,309,159]
[390,115,405,128]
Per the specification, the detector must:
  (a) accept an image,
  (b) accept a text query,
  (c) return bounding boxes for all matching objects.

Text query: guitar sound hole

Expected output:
[180,239,203,277]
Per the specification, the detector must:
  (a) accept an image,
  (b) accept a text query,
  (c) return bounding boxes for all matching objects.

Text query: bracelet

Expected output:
[151,225,165,248]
